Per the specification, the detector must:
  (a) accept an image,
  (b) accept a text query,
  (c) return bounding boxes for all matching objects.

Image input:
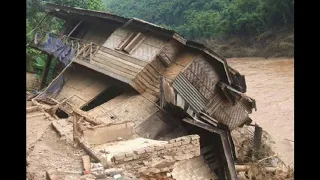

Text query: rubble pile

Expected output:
[231,126,294,180]
[26,98,293,180]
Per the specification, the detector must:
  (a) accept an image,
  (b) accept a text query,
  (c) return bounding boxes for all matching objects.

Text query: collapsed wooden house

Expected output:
[29,3,257,180]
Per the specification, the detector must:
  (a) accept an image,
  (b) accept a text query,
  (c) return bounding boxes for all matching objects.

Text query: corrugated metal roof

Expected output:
[172,74,208,113]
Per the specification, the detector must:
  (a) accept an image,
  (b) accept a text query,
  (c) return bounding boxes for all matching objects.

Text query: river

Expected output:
[227,57,294,168]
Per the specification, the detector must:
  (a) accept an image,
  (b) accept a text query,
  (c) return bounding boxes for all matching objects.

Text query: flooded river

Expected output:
[227,57,294,168]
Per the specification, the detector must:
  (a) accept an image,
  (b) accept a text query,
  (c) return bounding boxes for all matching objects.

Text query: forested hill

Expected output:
[103,0,294,40]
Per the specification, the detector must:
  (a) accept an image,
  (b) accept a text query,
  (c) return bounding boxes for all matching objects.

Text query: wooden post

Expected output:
[40,54,53,90]
[253,124,263,152]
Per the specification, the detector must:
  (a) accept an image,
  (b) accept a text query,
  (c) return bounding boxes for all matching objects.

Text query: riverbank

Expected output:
[227,57,294,168]
[203,27,294,58]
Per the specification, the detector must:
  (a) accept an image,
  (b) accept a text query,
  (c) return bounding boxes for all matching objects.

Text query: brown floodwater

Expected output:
[227,57,294,168]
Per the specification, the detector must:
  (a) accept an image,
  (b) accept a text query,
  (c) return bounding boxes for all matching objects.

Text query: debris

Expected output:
[104,168,123,176]
[82,155,91,174]
[253,124,263,152]
[46,168,61,180]
[114,174,122,179]
[80,174,96,180]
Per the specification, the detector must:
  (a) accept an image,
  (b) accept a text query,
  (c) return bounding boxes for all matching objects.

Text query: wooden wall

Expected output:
[82,24,118,45]
[182,55,222,101]
[130,40,194,102]
[90,47,145,83]
[102,27,168,63]
[92,94,160,126]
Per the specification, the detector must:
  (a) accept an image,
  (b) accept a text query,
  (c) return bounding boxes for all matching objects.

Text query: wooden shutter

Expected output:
[123,33,146,54]
[115,32,137,51]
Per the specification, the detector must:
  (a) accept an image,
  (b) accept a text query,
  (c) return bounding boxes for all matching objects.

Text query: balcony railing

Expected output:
[32,31,100,62]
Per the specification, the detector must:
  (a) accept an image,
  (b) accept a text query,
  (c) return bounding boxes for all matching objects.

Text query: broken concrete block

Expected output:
[123,156,134,162]
[125,152,134,157]
[83,122,134,144]
[114,153,126,161]
[46,168,61,180]
[104,168,123,176]
[114,174,122,179]
[134,149,146,155]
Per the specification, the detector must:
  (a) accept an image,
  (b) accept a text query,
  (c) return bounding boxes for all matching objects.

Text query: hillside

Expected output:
[104,0,294,58]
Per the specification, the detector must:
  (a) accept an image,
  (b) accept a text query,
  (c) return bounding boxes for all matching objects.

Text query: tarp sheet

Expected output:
[35,32,74,99]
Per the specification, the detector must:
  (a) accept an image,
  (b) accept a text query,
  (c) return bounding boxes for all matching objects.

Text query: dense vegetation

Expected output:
[26,0,105,84]
[103,0,294,58]
[104,0,293,39]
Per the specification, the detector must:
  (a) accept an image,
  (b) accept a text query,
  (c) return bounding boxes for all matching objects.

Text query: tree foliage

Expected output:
[26,0,105,82]
[104,0,293,39]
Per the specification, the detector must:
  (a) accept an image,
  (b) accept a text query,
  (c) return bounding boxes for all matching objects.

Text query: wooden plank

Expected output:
[99,46,148,67]
[124,32,146,54]
[91,59,135,79]
[96,50,143,70]
[94,53,141,74]
[144,65,160,81]
[182,118,237,180]
[135,75,159,93]
[115,32,137,51]
[254,124,263,152]
[100,92,136,112]
[68,95,87,108]
[67,20,83,36]
[92,56,138,77]
[129,81,145,94]
[141,68,159,84]
[72,77,95,91]
[138,70,159,89]
[78,80,108,102]
[150,57,167,73]
[158,51,171,66]
[74,59,131,84]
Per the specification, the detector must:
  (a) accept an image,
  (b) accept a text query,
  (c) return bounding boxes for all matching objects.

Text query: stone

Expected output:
[149,168,160,174]
[124,157,134,162]
[191,135,200,140]
[173,142,182,147]
[46,168,61,180]
[114,153,126,161]
[125,152,134,157]
[114,174,122,179]
[145,147,154,153]
[134,149,146,155]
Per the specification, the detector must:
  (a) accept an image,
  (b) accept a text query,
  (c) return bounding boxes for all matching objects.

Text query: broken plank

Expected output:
[82,155,91,173]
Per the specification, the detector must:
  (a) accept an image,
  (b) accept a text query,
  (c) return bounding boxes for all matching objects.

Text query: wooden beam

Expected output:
[67,20,83,37]
[254,124,263,152]
[182,118,238,180]
[40,55,53,90]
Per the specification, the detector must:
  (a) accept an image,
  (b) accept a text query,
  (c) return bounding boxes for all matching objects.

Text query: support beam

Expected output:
[40,55,53,90]
[183,118,238,180]
[253,124,262,152]
[67,20,83,37]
